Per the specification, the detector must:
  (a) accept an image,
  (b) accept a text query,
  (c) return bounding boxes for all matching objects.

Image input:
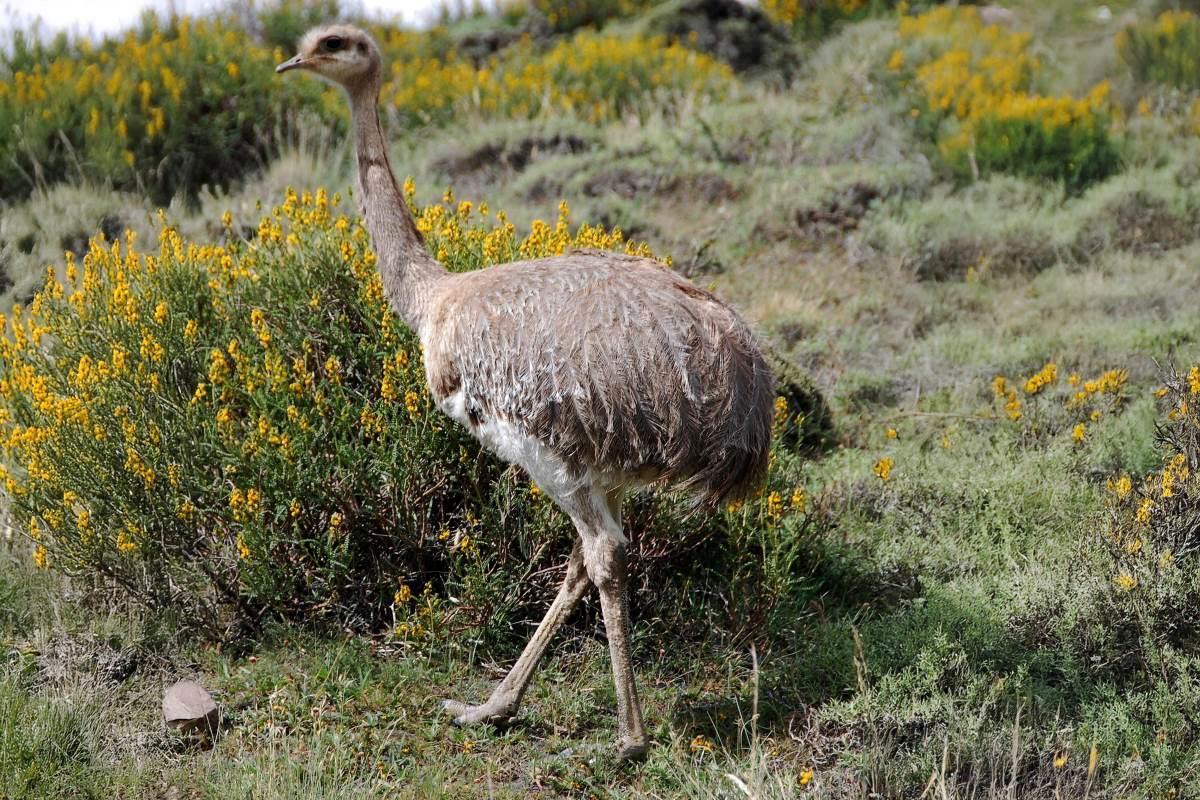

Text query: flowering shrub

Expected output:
[1118,10,1200,91]
[531,0,656,33]
[890,7,1121,191]
[761,0,889,39]
[0,17,733,201]
[0,186,813,639]
[0,17,330,204]
[990,362,1128,441]
[1101,363,1200,662]
[380,31,734,128]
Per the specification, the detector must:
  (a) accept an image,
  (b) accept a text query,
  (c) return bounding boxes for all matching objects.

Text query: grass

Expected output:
[3,0,1200,796]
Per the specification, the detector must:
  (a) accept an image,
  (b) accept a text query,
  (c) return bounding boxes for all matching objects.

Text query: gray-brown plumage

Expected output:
[277,24,773,760]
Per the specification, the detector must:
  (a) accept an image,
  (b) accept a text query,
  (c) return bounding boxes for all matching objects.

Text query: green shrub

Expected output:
[0,188,818,642]
[962,108,1122,194]
[1101,363,1200,654]
[893,6,1122,192]
[762,0,895,39]
[254,0,345,52]
[378,29,735,128]
[531,0,659,33]
[0,16,333,205]
[1118,10,1200,91]
[0,14,734,202]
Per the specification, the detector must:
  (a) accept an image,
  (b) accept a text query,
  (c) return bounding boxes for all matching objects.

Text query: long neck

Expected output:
[347,79,446,331]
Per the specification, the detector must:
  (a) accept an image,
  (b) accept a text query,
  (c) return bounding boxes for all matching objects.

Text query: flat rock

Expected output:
[163,680,220,738]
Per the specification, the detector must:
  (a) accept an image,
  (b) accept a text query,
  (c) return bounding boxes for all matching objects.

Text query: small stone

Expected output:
[162,680,220,740]
[978,5,1017,26]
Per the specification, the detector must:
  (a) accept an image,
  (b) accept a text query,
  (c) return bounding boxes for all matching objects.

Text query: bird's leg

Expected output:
[581,519,649,761]
[443,537,590,727]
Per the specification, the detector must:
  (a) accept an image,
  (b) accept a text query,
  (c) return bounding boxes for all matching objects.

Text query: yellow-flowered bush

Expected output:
[891,7,1120,191]
[990,363,1128,440]
[1101,363,1200,660]
[0,16,332,204]
[0,186,814,638]
[1118,10,1200,91]
[0,16,733,202]
[380,30,734,128]
[531,0,657,33]
[762,0,888,39]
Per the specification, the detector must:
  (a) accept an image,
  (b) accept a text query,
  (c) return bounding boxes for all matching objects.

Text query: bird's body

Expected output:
[421,250,772,512]
[277,25,774,760]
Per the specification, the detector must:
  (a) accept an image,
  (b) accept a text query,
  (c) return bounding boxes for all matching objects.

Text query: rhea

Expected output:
[277,25,773,760]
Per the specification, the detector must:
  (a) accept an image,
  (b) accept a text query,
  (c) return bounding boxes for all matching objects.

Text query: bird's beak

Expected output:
[275,54,310,74]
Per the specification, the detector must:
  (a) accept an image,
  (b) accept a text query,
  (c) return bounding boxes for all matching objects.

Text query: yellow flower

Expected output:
[236,534,251,560]
[1053,751,1069,769]
[689,735,714,753]
[1106,474,1131,500]
[1114,573,1137,592]
[1023,362,1058,395]
[251,309,271,347]
[791,487,806,512]
[885,427,898,439]
[800,767,814,786]
[1136,497,1153,524]
[873,457,894,482]
[1072,423,1085,443]
[766,491,783,519]
[395,584,413,604]
[178,499,197,520]
[324,355,342,384]
[116,526,139,553]
[405,390,421,417]
[773,395,788,425]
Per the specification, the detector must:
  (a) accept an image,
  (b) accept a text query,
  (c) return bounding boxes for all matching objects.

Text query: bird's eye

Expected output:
[323,36,343,52]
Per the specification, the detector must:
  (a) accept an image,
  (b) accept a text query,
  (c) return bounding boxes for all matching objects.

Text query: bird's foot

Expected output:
[616,735,649,762]
[441,698,518,728]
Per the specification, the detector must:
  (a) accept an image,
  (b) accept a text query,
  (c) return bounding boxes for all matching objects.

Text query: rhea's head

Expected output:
[275,24,381,93]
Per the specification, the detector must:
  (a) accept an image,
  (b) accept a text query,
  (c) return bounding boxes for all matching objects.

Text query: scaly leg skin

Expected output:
[443,538,590,727]
[582,523,649,761]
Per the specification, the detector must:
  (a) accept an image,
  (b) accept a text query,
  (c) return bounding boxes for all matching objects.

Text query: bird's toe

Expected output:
[441,699,515,728]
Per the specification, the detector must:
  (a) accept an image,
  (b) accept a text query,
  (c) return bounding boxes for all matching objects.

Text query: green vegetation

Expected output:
[0,4,734,204]
[1118,9,1200,90]
[0,17,331,205]
[2,0,1200,796]
[892,6,1121,191]
[0,187,815,645]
